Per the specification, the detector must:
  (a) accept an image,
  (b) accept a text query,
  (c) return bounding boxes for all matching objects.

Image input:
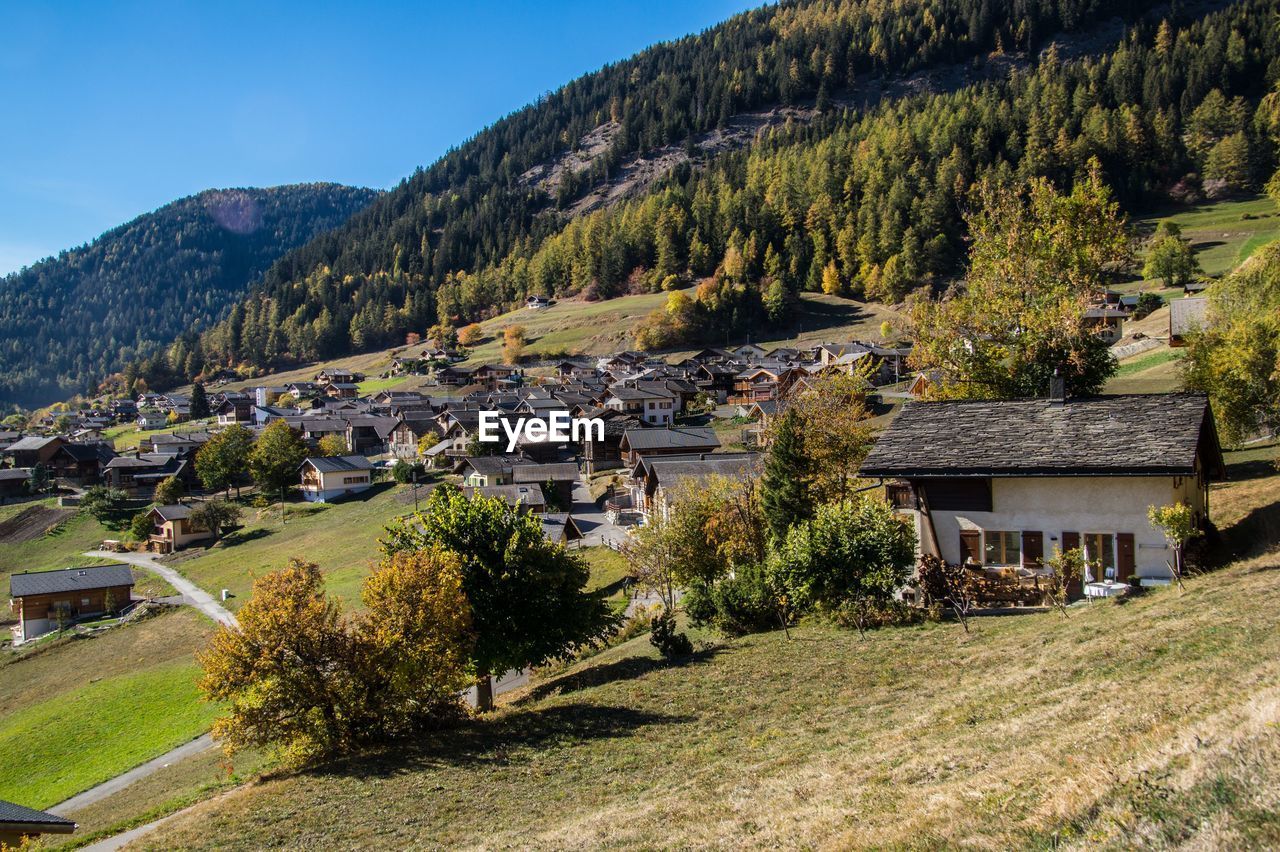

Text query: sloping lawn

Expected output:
[171,485,412,611]
[143,450,1280,850]
[0,609,217,809]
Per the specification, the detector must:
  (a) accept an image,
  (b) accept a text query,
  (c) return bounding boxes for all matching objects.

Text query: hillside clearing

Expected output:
[0,608,218,810]
[168,484,412,611]
[141,447,1280,849]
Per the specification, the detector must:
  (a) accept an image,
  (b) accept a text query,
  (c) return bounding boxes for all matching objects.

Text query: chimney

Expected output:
[1048,369,1066,404]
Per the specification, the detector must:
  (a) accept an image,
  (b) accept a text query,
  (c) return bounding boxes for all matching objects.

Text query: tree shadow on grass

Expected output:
[305,702,693,781]
[517,646,722,705]
[217,527,272,548]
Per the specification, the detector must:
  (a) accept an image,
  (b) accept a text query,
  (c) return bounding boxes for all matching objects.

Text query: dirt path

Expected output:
[49,734,217,817]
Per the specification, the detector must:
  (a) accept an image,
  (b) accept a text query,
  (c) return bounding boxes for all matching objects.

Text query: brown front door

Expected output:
[959,530,981,565]
[1022,531,1044,567]
[1116,533,1135,582]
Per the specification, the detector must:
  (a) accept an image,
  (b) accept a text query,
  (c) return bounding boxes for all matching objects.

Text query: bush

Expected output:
[649,609,693,658]
[683,563,780,636]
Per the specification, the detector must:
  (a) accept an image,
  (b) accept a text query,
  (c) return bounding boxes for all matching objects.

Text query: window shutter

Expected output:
[1061,531,1079,554]
[1022,531,1043,567]
[1117,533,1135,581]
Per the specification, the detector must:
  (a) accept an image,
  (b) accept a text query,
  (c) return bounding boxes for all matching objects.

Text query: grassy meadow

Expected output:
[0,608,218,809]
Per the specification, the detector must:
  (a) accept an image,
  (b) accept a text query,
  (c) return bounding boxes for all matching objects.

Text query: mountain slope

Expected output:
[0,183,378,408]
[159,0,1173,380]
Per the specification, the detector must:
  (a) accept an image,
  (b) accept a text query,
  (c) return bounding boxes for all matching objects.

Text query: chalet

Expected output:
[463,482,547,513]
[144,431,211,456]
[254,404,306,425]
[511,461,579,508]
[694,362,740,402]
[581,410,640,474]
[9,563,135,642]
[299,455,374,502]
[370,390,424,406]
[388,411,439,458]
[284,416,349,445]
[1083,307,1127,345]
[0,468,29,501]
[215,397,253,425]
[345,415,398,455]
[435,365,474,387]
[603,385,674,426]
[733,343,768,360]
[136,409,167,430]
[555,360,595,380]
[0,799,76,846]
[630,452,759,518]
[316,368,363,384]
[47,442,115,484]
[1169,296,1209,347]
[526,294,551,309]
[455,455,528,487]
[859,390,1224,594]
[1,435,63,469]
[103,453,190,497]
[324,382,360,399]
[471,363,521,390]
[619,426,720,468]
[147,504,212,553]
[730,366,784,405]
[286,381,322,399]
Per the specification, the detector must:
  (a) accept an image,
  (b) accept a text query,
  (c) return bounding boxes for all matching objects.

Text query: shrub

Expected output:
[649,609,693,658]
[683,563,780,636]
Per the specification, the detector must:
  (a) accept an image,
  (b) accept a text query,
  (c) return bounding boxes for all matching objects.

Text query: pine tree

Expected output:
[760,408,811,543]
[190,381,210,419]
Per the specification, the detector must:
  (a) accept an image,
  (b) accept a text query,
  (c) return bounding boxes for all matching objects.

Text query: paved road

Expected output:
[85,550,238,629]
[568,481,628,548]
[49,734,217,816]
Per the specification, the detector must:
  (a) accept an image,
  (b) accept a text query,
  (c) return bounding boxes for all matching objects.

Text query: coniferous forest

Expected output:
[0,184,378,407]
[25,0,1280,395]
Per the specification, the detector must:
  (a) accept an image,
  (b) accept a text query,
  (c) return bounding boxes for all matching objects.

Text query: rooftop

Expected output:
[10,563,135,598]
[859,393,1223,478]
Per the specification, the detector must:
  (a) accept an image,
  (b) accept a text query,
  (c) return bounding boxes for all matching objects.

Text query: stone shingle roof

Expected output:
[10,564,135,597]
[302,455,373,473]
[859,393,1223,478]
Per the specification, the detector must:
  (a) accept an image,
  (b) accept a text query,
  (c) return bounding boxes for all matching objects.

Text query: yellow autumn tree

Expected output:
[457,323,484,346]
[198,553,473,765]
[501,325,527,364]
[820,260,842,295]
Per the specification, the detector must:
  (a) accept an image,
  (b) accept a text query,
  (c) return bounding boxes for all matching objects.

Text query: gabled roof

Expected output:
[463,483,546,508]
[1170,296,1209,337]
[149,504,191,521]
[301,455,374,473]
[607,385,673,401]
[860,393,1224,478]
[0,799,76,834]
[4,436,59,452]
[10,563,135,597]
[645,453,761,486]
[621,427,720,452]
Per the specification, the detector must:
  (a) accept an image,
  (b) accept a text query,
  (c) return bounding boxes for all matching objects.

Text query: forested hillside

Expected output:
[141,0,1277,385]
[0,183,378,407]
[127,0,1172,381]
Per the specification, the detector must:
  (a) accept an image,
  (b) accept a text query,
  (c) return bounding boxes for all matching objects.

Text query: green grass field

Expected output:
[171,485,414,611]
[141,443,1280,850]
[0,608,218,810]
[1135,195,1280,281]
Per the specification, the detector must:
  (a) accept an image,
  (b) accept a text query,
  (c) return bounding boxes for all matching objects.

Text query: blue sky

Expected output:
[0,1,757,276]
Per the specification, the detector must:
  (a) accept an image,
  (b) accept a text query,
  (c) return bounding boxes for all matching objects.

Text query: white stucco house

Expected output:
[860,391,1224,592]
[299,455,374,502]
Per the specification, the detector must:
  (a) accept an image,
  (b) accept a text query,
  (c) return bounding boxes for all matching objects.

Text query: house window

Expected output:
[1082,533,1115,577]
[984,531,1021,565]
